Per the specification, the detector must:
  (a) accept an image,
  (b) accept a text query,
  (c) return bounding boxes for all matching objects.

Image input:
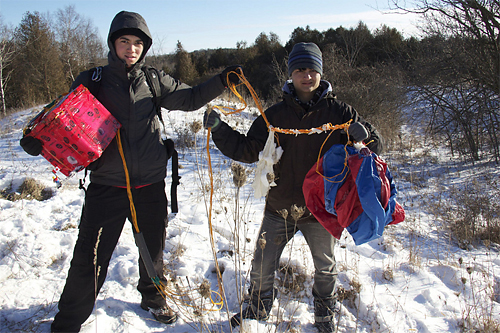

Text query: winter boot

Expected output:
[230,296,274,327]
[314,296,337,333]
[141,301,177,324]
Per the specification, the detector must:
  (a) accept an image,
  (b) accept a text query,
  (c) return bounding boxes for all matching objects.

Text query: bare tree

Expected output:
[0,17,16,116]
[322,44,408,146]
[391,0,500,94]
[54,5,105,84]
[392,0,500,162]
[411,82,495,161]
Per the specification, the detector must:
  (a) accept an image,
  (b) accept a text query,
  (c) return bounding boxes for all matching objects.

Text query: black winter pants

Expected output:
[51,181,168,332]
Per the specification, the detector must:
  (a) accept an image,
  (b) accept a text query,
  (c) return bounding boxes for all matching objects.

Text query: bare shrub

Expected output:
[336,278,362,309]
[189,120,202,134]
[322,44,408,147]
[383,266,394,282]
[197,279,211,299]
[174,127,195,149]
[433,179,500,248]
[277,262,307,294]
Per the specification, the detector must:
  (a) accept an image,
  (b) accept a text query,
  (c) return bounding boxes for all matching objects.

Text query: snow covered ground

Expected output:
[0,99,499,333]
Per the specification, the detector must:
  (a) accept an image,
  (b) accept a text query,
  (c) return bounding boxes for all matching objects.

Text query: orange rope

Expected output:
[272,121,351,135]
[205,128,230,318]
[116,130,139,233]
[213,68,270,128]
[205,128,226,296]
[118,129,224,312]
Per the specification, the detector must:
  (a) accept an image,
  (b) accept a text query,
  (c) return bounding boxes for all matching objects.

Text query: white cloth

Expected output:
[252,129,283,198]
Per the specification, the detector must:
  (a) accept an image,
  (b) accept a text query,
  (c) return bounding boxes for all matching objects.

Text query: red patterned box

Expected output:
[25,84,121,176]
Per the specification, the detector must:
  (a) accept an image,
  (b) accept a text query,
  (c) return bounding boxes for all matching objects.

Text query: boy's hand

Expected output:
[203,110,221,131]
[349,122,369,142]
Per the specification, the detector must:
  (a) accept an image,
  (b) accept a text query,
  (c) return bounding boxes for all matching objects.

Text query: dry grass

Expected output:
[276,262,307,295]
[429,178,500,249]
[0,177,54,201]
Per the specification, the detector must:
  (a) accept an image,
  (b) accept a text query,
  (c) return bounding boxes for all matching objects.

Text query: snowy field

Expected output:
[0,98,499,333]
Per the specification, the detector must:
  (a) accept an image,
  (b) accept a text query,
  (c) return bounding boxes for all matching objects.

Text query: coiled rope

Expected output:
[212,68,355,184]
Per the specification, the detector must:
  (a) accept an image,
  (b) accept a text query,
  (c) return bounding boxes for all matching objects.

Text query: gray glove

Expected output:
[349,122,369,142]
[203,110,221,131]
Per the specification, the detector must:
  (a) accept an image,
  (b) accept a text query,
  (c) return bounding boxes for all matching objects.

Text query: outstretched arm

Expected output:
[205,110,269,164]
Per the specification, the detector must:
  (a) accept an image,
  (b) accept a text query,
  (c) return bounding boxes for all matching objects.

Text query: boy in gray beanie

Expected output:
[204,42,383,332]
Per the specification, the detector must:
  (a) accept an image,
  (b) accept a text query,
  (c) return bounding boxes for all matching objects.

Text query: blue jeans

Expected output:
[249,210,337,301]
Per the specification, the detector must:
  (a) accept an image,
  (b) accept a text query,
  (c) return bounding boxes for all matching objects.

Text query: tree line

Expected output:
[0,6,105,112]
[1,1,499,163]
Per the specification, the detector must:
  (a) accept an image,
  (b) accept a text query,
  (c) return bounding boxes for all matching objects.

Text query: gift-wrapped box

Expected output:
[26,84,121,176]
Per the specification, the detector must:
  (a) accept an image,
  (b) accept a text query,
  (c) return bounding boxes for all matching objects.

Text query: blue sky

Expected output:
[0,0,422,54]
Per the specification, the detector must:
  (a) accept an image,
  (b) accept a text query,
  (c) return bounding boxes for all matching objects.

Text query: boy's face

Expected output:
[291,68,321,99]
[114,35,144,67]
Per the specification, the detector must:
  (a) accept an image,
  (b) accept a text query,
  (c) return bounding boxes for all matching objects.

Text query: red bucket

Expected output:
[25,84,121,176]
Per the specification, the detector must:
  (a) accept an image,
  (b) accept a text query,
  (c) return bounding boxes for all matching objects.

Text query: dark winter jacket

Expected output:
[71,11,226,187]
[211,80,383,223]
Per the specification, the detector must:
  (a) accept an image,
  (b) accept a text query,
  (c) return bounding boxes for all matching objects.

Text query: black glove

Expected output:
[220,65,242,87]
[348,122,369,142]
[203,110,221,131]
[20,135,43,156]
[163,138,175,160]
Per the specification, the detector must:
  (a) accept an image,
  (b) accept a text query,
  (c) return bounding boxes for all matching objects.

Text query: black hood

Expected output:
[107,11,152,66]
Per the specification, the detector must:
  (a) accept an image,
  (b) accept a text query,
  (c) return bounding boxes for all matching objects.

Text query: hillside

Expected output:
[0,99,499,333]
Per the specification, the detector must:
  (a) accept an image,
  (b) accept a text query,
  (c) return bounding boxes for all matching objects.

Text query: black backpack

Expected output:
[84,66,180,213]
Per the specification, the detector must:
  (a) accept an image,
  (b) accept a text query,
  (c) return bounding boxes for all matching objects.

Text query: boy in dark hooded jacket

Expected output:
[21,11,239,332]
[203,42,383,332]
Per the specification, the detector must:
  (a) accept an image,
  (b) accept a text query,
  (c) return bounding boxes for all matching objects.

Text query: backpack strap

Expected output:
[79,168,88,194]
[142,66,163,123]
[142,65,180,214]
[169,149,181,213]
[87,66,103,96]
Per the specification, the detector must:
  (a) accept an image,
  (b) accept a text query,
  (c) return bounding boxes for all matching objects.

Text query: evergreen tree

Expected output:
[173,41,197,84]
[11,11,66,107]
[244,32,285,101]
[286,26,323,50]
[370,25,405,64]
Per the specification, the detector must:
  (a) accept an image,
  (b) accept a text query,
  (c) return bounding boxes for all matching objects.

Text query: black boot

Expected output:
[141,301,177,324]
[314,296,337,333]
[230,296,274,327]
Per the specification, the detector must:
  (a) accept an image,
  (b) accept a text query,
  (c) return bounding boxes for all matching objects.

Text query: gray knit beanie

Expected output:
[287,42,323,76]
